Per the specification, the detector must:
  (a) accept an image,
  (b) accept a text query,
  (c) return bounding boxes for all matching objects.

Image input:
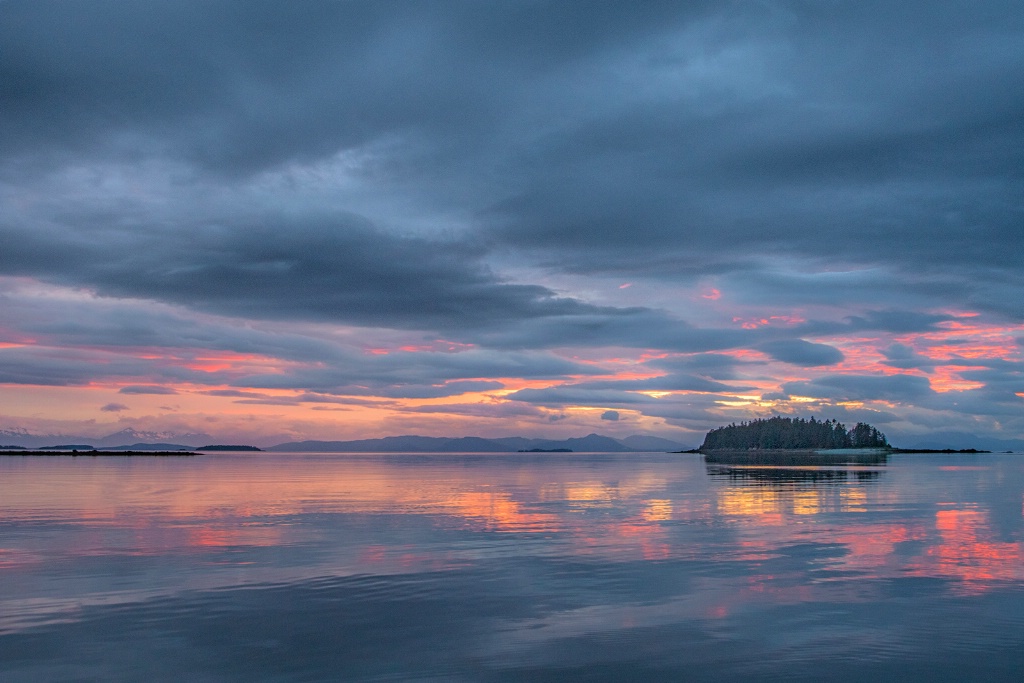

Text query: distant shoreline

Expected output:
[0,450,196,456]
[677,447,993,455]
[888,448,991,454]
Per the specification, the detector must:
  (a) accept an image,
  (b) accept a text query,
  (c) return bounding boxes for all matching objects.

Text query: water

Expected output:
[2,451,1023,681]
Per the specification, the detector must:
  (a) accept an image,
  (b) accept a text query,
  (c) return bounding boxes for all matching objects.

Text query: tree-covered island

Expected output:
[700,416,888,451]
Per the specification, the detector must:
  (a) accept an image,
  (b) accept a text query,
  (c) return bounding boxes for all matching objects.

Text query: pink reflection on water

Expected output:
[1,455,1023,599]
[922,508,1024,594]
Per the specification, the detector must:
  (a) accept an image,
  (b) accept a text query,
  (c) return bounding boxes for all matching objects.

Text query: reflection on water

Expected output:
[707,464,884,483]
[708,465,883,517]
[2,452,1024,681]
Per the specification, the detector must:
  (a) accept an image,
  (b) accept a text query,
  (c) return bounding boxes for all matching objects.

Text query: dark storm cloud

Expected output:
[0,208,761,356]
[0,0,713,173]
[0,214,605,330]
[2,0,1021,321]
[479,3,1024,281]
[758,340,844,367]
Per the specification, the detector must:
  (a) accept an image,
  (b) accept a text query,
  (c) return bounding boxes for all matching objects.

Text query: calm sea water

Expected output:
[2,451,1024,681]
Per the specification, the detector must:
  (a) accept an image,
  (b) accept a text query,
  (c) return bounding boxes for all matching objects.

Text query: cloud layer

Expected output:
[1,1,1021,444]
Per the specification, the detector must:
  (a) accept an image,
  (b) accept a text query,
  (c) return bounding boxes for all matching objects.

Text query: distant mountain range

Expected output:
[0,428,212,450]
[266,433,690,453]
[4,426,1021,453]
[0,427,688,452]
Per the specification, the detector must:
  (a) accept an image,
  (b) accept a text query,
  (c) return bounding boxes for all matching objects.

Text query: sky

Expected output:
[1,1,1022,446]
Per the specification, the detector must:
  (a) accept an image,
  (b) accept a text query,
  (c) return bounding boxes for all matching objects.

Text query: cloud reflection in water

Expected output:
[1,452,1024,680]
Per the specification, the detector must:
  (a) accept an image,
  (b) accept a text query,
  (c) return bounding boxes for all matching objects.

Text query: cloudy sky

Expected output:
[1,1,1022,445]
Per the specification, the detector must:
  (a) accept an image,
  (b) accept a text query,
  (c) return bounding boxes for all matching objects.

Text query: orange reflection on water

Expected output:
[839,487,867,512]
[445,492,558,533]
[717,484,854,518]
[718,488,782,517]
[642,499,672,522]
[791,490,820,515]
[565,483,616,510]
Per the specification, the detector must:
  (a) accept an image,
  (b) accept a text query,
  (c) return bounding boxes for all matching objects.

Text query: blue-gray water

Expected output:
[2,451,1024,681]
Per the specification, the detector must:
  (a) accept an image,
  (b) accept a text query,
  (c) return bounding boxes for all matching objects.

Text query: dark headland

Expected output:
[1,442,261,456]
[1,450,195,456]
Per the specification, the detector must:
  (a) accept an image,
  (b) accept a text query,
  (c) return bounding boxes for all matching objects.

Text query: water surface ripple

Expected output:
[2,451,1023,681]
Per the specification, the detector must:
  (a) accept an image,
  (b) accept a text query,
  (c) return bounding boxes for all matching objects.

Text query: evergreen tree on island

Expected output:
[700,416,888,451]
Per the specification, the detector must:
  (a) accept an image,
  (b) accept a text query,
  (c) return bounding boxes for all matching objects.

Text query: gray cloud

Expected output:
[601,410,620,421]
[198,390,271,399]
[0,214,607,332]
[549,374,750,394]
[507,387,665,407]
[100,403,130,412]
[782,374,936,403]
[758,340,844,367]
[3,0,1020,327]
[119,386,179,395]
[356,380,505,400]
[880,344,937,372]
[408,402,547,420]
[0,346,169,386]
[0,1,1022,440]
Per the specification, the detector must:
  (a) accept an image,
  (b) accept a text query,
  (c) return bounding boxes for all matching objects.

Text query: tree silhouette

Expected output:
[700,416,888,450]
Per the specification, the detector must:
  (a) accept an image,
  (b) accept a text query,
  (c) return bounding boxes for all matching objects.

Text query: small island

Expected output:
[688,416,992,464]
[701,416,889,451]
[695,416,890,465]
[195,445,263,451]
